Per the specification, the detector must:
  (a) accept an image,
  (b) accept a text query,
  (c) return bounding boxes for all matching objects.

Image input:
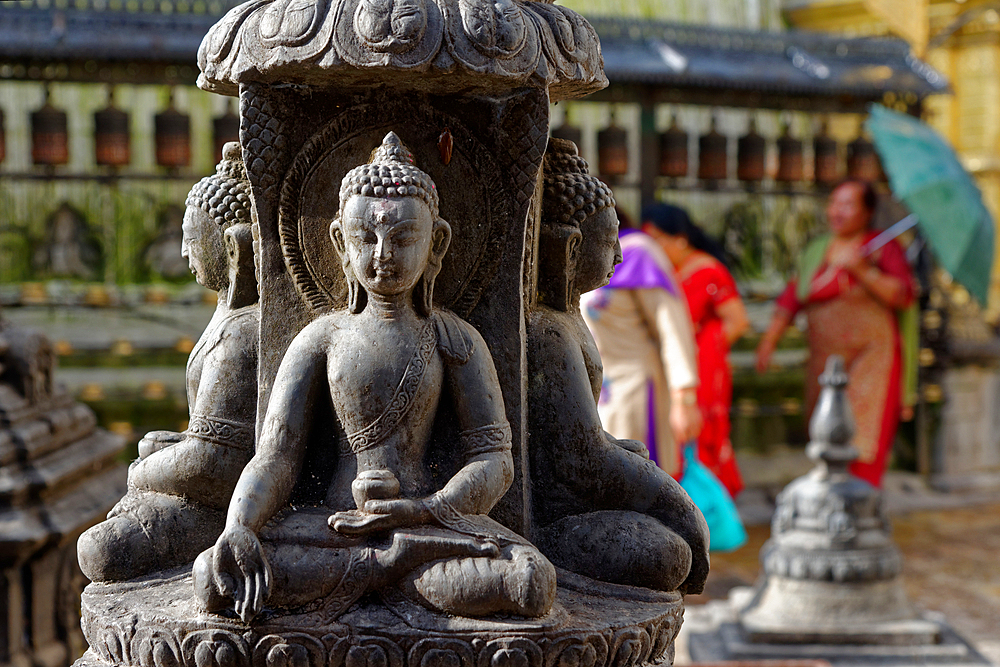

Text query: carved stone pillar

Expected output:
[73,5,697,667]
[195,1,606,533]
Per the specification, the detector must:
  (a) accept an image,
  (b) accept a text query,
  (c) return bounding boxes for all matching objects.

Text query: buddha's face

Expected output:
[340,195,435,298]
[575,206,622,294]
[182,206,227,291]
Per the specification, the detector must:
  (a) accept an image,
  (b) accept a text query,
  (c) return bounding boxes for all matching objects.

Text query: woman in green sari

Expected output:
[756,181,917,487]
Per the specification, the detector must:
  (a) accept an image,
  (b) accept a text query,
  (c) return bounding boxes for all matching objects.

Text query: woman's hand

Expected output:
[330,498,431,536]
[212,524,271,623]
[669,389,702,444]
[756,310,792,374]
[755,336,776,373]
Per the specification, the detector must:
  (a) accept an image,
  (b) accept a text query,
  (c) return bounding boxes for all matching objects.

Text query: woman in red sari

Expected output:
[755,181,916,487]
[643,204,750,498]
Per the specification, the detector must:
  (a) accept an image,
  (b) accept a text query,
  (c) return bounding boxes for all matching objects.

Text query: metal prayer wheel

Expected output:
[213,103,240,163]
[94,91,131,167]
[776,124,804,183]
[698,116,728,182]
[736,118,765,182]
[31,90,69,166]
[658,114,688,178]
[551,119,583,148]
[597,116,628,177]
[847,133,882,182]
[813,120,840,186]
[0,109,5,164]
[155,94,191,168]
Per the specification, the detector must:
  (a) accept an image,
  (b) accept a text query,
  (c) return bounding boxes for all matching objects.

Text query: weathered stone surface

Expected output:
[527,139,709,596]
[77,143,260,585]
[197,0,607,100]
[80,568,682,667]
[75,3,698,665]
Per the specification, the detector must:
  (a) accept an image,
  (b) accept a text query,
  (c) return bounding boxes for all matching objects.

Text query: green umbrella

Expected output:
[865,104,994,306]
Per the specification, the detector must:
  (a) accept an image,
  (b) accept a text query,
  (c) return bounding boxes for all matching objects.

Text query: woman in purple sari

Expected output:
[581,209,701,476]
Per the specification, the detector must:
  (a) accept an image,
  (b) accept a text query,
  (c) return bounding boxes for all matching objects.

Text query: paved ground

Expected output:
[682,477,1000,665]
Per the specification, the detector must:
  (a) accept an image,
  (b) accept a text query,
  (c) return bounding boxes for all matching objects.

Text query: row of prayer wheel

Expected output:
[0,87,239,169]
[552,115,884,185]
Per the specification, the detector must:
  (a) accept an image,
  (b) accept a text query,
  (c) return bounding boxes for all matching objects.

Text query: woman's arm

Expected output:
[717,297,750,346]
[755,308,793,374]
[634,288,702,444]
[843,244,913,310]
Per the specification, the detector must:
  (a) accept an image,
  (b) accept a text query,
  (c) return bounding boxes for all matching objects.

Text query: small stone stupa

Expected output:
[686,355,991,665]
[739,354,939,644]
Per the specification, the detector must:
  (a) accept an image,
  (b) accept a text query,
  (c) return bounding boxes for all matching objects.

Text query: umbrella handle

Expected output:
[861,214,918,257]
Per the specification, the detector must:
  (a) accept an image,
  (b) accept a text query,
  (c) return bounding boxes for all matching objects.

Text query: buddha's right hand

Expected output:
[212,524,271,623]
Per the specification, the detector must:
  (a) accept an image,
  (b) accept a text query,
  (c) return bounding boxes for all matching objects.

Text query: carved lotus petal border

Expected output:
[80,576,683,667]
[197,0,606,101]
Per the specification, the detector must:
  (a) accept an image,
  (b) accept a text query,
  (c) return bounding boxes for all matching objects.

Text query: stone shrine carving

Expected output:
[197,0,607,101]
[75,4,700,667]
[78,142,260,583]
[739,355,940,644]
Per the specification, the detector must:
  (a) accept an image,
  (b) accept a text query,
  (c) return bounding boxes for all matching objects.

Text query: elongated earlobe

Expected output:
[416,218,451,316]
[332,218,366,313]
[538,224,582,311]
[224,223,258,309]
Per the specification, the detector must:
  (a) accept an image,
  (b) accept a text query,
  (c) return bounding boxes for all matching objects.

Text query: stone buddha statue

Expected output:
[192,132,556,623]
[527,138,709,595]
[78,142,260,583]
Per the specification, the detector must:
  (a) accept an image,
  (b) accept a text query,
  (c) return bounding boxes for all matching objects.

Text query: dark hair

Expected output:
[642,202,728,266]
[834,179,878,213]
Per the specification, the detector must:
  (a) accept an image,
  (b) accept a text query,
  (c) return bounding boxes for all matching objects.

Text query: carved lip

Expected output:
[197,0,607,101]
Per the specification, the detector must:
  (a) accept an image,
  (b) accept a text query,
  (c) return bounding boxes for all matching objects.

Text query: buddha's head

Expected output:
[331,132,451,315]
[183,142,254,298]
[539,138,619,310]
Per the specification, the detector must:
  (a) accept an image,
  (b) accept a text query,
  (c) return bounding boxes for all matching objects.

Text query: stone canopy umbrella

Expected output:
[196,0,607,534]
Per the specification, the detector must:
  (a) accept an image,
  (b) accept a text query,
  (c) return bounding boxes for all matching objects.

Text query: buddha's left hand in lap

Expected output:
[330,498,433,536]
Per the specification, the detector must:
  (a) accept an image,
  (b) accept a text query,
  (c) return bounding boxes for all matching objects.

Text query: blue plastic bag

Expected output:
[679,443,748,552]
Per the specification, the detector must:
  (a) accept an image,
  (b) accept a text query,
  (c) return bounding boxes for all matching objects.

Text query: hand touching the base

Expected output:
[212,524,271,623]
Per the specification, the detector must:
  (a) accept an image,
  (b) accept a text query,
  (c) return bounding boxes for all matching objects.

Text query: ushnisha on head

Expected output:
[331,132,451,316]
[541,138,615,228]
[539,138,620,308]
[185,142,252,231]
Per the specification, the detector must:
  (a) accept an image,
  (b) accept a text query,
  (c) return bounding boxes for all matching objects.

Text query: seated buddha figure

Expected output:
[193,132,556,623]
[527,139,709,595]
[78,143,259,582]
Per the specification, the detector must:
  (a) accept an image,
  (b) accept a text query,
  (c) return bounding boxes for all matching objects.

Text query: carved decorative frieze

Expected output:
[197,0,606,100]
[81,573,681,667]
